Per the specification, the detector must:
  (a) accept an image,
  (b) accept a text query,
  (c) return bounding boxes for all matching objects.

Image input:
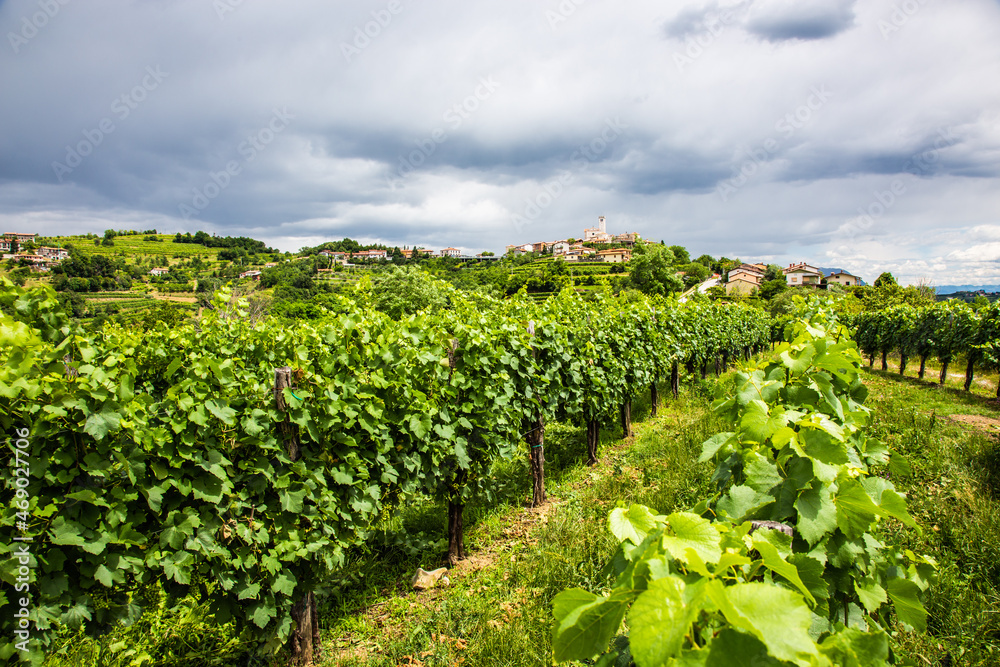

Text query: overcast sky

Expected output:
[2,0,999,285]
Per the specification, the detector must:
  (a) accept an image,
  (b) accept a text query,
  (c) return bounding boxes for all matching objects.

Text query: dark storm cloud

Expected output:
[745,0,857,41]
[661,1,855,43]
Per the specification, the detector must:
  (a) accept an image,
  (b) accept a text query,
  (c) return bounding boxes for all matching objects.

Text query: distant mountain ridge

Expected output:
[935,285,1000,295]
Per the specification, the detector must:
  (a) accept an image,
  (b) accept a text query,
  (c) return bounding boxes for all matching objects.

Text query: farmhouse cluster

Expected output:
[0,232,69,270]
[724,261,862,295]
[505,216,641,263]
[315,247,496,264]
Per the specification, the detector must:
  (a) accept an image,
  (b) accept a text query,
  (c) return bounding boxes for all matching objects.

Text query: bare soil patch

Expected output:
[945,413,1000,433]
[151,293,198,303]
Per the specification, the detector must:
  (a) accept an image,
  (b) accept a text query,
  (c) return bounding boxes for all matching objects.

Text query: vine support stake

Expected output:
[446,338,468,564]
[525,320,546,507]
[620,401,632,439]
[670,362,679,399]
[586,420,600,465]
[274,366,300,461]
[274,367,319,666]
[964,356,975,392]
[650,379,658,418]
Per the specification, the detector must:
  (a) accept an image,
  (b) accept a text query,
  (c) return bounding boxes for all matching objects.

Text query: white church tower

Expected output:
[584,216,611,242]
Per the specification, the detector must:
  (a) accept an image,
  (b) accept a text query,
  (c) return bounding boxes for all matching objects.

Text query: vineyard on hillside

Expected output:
[0,279,769,664]
[850,301,1000,395]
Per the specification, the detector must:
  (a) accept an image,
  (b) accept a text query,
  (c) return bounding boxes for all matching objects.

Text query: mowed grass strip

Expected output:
[863,368,1000,666]
[318,380,723,666]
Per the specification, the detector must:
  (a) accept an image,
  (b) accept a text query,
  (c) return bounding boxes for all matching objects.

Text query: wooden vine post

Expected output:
[964,356,976,392]
[525,321,546,507]
[880,351,888,371]
[620,401,632,439]
[918,355,928,379]
[650,379,658,418]
[444,339,468,566]
[670,362,679,399]
[274,367,321,667]
[939,359,949,385]
[586,419,600,466]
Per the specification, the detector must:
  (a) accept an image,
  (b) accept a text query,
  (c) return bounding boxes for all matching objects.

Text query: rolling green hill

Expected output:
[38,234,222,260]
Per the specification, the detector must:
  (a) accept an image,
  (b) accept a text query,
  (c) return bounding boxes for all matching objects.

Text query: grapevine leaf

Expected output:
[834,481,879,538]
[780,343,816,375]
[453,440,471,469]
[192,475,225,504]
[551,589,632,662]
[242,413,265,437]
[628,576,701,665]
[817,626,890,666]
[703,629,774,667]
[662,512,722,564]
[408,415,430,439]
[608,504,660,545]
[800,429,849,466]
[64,603,93,629]
[163,551,193,585]
[165,356,183,378]
[553,588,597,625]
[271,572,297,596]
[65,489,110,509]
[710,581,817,664]
[698,432,735,463]
[238,581,261,600]
[83,407,121,441]
[887,578,927,631]
[854,578,887,613]
[251,602,276,629]
[874,489,918,529]
[716,485,773,523]
[836,480,917,538]
[94,564,114,587]
[280,488,307,513]
[740,401,788,444]
[118,374,135,403]
[788,553,830,601]
[752,537,815,604]
[794,484,838,545]
[48,517,86,548]
[744,456,782,494]
[205,399,237,426]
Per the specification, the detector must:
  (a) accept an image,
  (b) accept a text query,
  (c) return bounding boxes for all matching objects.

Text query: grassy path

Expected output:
[318,382,724,666]
[862,368,1000,666]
